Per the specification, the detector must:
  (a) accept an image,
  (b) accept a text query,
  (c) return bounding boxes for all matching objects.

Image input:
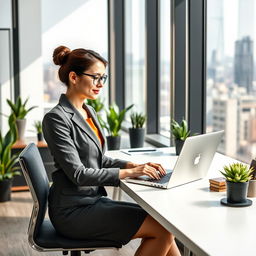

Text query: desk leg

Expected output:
[112,187,122,201]
[118,187,122,201]
[112,187,118,200]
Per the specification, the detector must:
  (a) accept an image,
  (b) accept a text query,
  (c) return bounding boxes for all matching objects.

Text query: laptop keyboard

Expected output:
[149,172,173,184]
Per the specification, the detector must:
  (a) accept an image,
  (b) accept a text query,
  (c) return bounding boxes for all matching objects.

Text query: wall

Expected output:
[18,0,44,137]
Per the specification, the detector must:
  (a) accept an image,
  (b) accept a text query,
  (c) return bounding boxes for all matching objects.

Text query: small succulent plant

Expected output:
[220,163,253,183]
[34,121,43,134]
[130,112,146,129]
[171,119,190,141]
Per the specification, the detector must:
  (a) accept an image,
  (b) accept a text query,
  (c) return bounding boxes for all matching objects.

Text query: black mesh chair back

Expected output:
[19,143,122,256]
[19,143,49,238]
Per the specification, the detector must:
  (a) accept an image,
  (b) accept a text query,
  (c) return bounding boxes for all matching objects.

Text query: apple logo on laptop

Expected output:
[193,154,201,165]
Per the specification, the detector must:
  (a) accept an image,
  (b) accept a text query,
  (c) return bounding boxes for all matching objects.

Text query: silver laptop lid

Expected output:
[167,130,224,188]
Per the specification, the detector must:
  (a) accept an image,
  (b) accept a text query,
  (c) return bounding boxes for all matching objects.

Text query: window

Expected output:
[0,0,13,134]
[124,0,146,115]
[42,0,109,112]
[0,29,13,133]
[206,0,256,162]
[159,0,171,137]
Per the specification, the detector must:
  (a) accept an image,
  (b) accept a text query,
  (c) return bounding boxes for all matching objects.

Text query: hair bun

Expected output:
[53,46,71,65]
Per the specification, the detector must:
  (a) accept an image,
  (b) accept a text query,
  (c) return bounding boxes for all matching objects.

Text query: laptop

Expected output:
[126,130,224,189]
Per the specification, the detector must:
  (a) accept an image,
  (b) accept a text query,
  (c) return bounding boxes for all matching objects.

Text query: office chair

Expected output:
[19,143,122,256]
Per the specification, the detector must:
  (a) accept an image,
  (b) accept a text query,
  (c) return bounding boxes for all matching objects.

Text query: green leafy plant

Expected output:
[130,112,146,129]
[101,103,133,136]
[34,121,42,134]
[7,96,37,120]
[0,122,20,181]
[220,163,253,183]
[86,97,105,113]
[171,119,190,141]
[86,98,105,128]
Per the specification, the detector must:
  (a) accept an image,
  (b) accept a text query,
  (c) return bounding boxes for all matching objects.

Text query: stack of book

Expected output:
[209,177,226,192]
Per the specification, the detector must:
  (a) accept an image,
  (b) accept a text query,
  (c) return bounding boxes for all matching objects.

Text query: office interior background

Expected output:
[1,0,256,255]
[2,0,256,164]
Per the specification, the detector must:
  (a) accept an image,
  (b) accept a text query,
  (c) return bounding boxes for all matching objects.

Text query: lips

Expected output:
[92,90,100,94]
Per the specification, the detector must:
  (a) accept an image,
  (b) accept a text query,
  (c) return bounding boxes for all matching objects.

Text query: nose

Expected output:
[96,81,104,87]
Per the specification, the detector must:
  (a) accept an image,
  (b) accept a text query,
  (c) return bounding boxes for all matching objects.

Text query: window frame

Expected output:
[108,0,207,147]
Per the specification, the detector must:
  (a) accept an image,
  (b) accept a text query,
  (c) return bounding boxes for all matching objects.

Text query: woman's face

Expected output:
[70,61,106,100]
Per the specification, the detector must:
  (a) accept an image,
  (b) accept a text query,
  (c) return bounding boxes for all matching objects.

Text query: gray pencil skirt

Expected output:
[49,197,148,245]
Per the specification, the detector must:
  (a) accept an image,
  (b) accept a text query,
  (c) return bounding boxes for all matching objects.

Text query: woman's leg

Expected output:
[132,215,181,256]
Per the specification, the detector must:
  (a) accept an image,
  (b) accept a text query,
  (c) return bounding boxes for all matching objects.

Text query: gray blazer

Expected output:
[42,94,128,207]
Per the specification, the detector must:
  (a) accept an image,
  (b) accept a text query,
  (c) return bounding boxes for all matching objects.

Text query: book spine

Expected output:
[209,181,226,186]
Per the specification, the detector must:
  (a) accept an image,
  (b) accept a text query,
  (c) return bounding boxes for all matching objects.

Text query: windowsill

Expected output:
[145,134,170,147]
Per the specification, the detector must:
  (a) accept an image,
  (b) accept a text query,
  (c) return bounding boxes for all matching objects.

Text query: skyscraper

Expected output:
[234,36,254,93]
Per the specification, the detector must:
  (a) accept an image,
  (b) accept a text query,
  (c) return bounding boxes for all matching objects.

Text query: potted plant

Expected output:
[7,96,37,142]
[129,112,146,148]
[220,163,253,205]
[86,97,105,128]
[34,121,43,142]
[101,103,133,150]
[86,97,105,113]
[0,121,20,202]
[171,119,190,155]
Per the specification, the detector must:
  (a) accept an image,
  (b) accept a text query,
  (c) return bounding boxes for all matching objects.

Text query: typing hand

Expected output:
[145,162,166,177]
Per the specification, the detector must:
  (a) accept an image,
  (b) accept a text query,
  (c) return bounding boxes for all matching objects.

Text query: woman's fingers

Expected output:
[132,164,161,179]
[146,162,166,176]
[143,164,160,179]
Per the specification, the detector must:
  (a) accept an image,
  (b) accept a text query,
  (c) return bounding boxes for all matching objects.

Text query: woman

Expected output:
[42,46,181,256]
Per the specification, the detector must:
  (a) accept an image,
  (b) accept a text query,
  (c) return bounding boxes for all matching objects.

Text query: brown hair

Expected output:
[52,45,108,86]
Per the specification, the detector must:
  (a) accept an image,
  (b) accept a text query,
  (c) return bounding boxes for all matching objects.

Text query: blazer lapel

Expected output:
[59,94,103,154]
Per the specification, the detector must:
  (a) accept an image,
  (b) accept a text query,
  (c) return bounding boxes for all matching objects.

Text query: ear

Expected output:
[69,71,78,85]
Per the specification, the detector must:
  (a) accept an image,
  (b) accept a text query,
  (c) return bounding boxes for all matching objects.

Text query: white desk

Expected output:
[106,147,256,256]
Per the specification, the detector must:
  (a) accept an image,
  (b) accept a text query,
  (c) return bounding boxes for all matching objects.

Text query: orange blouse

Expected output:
[86,118,104,146]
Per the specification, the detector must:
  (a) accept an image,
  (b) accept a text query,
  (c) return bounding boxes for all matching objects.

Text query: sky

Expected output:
[208,0,256,58]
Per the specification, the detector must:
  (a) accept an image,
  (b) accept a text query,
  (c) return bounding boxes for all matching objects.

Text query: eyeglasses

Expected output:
[81,72,108,85]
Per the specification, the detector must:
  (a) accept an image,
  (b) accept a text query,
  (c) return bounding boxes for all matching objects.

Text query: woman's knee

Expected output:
[133,215,174,242]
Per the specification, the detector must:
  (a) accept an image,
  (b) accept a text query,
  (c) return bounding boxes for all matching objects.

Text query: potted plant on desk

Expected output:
[34,121,44,142]
[101,103,133,150]
[129,112,146,148]
[0,121,20,202]
[7,96,37,143]
[86,97,105,128]
[86,97,105,113]
[220,163,253,206]
[171,119,190,155]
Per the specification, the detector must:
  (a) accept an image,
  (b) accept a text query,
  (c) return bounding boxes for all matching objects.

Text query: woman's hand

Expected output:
[144,162,166,176]
[125,161,140,169]
[119,162,166,180]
